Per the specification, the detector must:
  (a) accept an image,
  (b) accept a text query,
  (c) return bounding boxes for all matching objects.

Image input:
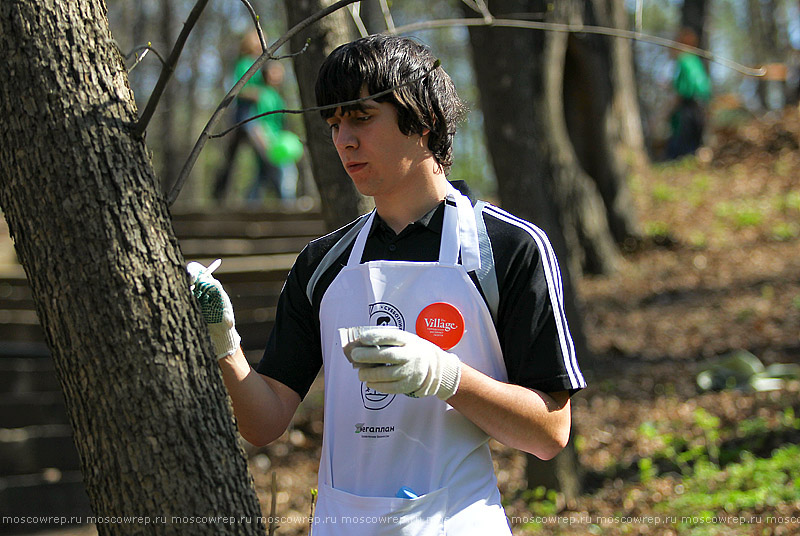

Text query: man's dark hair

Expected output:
[315,35,466,174]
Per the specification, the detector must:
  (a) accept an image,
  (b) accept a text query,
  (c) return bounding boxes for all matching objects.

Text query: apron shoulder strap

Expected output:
[305,212,372,304]
[474,200,500,322]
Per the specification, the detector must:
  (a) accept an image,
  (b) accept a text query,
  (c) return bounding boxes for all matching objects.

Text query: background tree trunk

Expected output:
[284,0,367,231]
[564,0,641,246]
[464,0,598,502]
[358,0,388,35]
[157,0,182,194]
[747,0,786,109]
[0,1,265,531]
[605,0,647,162]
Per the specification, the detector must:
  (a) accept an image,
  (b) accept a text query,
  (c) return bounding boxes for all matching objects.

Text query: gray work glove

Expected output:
[187,259,241,359]
[342,327,462,401]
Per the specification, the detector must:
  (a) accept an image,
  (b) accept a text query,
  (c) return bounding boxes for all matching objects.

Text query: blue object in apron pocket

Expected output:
[313,483,447,536]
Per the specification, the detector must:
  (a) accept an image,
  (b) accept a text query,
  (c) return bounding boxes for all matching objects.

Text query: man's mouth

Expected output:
[346,162,367,173]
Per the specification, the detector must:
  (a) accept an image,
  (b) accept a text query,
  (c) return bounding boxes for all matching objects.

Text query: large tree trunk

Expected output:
[564,0,641,245]
[464,0,597,503]
[284,0,367,231]
[0,1,265,532]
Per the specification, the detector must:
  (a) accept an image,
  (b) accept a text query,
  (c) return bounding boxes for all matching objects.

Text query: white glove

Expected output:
[187,260,241,359]
[344,327,462,401]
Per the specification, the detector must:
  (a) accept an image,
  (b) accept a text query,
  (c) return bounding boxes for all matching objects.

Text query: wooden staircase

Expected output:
[0,206,324,534]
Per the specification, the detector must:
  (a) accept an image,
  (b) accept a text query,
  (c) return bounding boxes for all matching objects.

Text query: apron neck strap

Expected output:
[443,183,481,271]
[346,210,377,266]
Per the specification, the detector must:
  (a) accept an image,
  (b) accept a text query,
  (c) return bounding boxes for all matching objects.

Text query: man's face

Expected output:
[325,92,430,200]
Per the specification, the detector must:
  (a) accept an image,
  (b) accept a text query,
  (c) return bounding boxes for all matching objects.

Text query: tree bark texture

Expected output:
[284,0,369,231]
[0,1,265,533]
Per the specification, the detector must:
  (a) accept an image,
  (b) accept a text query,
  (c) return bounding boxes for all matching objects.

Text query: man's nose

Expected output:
[334,122,358,151]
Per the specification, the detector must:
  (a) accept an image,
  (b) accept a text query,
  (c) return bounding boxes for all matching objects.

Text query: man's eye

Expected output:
[328,123,339,131]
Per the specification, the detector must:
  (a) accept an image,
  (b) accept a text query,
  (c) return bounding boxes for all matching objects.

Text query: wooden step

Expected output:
[172,218,325,239]
[0,314,46,346]
[0,470,92,529]
[0,392,69,428]
[0,358,60,393]
[0,425,80,476]
[179,236,311,257]
[169,206,322,223]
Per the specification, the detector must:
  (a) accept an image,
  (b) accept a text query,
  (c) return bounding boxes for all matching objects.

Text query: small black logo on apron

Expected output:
[369,302,405,329]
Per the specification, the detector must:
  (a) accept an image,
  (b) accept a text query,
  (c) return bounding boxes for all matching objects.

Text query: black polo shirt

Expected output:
[256,182,585,399]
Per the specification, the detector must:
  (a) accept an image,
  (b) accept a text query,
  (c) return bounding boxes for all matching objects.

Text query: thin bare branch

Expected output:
[209,59,442,140]
[127,46,168,74]
[459,0,482,15]
[271,38,311,61]
[237,0,268,51]
[473,0,493,22]
[309,488,318,536]
[388,17,767,78]
[634,0,643,34]
[133,0,209,138]
[125,43,167,66]
[379,0,395,33]
[268,472,278,536]
[166,0,362,206]
[128,48,150,72]
[348,3,369,38]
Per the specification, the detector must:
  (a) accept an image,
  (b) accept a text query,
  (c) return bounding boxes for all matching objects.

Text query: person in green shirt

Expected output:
[213,32,290,202]
[666,27,711,160]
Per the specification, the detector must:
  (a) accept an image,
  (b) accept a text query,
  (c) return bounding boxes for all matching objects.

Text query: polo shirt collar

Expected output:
[370,202,445,239]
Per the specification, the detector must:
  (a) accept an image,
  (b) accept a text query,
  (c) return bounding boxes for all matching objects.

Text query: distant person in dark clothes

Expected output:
[666,27,711,160]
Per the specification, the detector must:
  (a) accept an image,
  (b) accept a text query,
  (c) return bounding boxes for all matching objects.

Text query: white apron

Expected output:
[313,184,513,535]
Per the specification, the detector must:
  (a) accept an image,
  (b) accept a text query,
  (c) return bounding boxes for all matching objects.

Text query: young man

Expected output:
[190,35,585,535]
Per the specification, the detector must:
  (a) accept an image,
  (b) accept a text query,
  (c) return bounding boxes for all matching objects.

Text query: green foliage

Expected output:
[630,404,800,478]
[665,445,800,520]
[654,156,701,174]
[714,201,764,229]
[519,486,559,528]
[625,404,800,533]
[638,457,657,483]
[687,174,712,206]
[644,220,672,239]
[778,190,800,212]
[771,222,799,241]
[688,230,708,248]
[652,182,678,203]
[693,408,721,464]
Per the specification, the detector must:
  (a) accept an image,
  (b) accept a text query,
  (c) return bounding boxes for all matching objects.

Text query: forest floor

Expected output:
[244,107,800,536]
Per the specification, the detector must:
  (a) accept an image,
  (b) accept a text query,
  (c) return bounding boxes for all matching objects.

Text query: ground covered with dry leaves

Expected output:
[245,109,800,536]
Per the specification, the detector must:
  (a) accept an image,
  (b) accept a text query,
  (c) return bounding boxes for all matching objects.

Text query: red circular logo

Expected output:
[415,302,465,350]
